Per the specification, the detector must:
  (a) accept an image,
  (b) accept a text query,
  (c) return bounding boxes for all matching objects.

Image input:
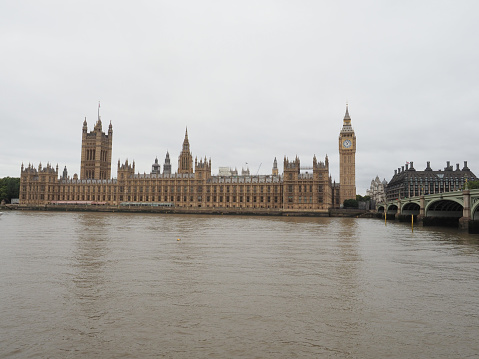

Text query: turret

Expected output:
[194,156,212,180]
[163,151,172,175]
[272,157,278,176]
[117,159,135,180]
[151,157,161,174]
[94,118,102,132]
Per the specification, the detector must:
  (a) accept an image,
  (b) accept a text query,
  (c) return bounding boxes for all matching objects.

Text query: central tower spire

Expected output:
[182,127,190,151]
[178,127,193,174]
[341,103,353,131]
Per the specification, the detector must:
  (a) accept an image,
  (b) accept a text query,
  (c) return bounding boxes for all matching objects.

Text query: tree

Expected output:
[0,177,20,203]
[356,194,371,202]
[343,199,359,208]
[466,180,479,189]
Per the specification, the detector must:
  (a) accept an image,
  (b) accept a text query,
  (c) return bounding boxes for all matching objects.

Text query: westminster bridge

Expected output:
[377,189,479,229]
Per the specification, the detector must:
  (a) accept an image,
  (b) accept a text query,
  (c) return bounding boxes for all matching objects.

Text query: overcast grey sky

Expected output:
[1,1,478,194]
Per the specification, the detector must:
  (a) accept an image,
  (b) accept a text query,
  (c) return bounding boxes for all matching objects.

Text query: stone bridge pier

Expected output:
[458,190,471,229]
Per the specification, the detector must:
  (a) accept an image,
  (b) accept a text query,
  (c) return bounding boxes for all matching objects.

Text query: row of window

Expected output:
[288,185,324,193]
[42,194,283,204]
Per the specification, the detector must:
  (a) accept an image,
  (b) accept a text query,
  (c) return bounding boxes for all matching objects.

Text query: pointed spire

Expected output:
[344,102,350,120]
[340,104,353,133]
[182,127,190,151]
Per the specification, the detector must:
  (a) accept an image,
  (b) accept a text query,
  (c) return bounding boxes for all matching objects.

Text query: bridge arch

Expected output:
[377,205,385,213]
[472,201,479,220]
[425,199,463,218]
[387,204,398,214]
[402,202,420,215]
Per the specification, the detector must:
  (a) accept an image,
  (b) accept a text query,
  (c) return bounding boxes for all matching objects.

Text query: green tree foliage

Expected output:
[466,180,479,189]
[343,199,359,208]
[356,194,371,202]
[0,177,20,203]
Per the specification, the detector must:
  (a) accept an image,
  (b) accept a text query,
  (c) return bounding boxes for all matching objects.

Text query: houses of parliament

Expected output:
[20,107,356,212]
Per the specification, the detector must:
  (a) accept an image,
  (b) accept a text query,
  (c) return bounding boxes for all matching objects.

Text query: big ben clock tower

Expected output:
[339,104,356,205]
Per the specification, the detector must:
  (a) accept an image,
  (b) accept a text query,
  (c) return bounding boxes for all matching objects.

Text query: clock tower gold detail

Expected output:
[339,104,356,204]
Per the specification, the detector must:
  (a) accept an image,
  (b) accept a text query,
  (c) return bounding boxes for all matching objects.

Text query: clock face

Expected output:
[343,139,352,148]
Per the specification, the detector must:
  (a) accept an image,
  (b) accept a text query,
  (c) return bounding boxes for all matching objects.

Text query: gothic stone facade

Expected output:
[367,176,388,204]
[20,108,356,211]
[80,117,112,180]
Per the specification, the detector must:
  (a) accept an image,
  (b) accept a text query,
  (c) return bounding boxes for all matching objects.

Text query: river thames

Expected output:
[1,211,478,358]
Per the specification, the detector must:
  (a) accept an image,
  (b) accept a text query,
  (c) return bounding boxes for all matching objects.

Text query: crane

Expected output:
[256,163,262,175]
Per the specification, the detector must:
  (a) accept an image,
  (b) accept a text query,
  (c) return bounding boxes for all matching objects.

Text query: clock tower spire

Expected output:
[338,104,356,206]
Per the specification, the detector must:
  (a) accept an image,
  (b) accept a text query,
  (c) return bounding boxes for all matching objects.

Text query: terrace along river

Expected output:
[1,211,478,358]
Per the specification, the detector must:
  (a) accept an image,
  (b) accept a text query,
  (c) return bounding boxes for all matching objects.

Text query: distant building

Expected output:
[219,167,232,176]
[385,161,477,201]
[20,106,357,211]
[367,176,387,204]
[241,167,250,176]
[218,167,239,176]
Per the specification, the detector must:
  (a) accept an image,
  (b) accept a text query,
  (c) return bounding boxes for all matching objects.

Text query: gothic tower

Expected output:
[163,151,172,175]
[272,157,279,176]
[178,128,193,174]
[80,108,113,180]
[338,104,356,204]
[283,156,300,209]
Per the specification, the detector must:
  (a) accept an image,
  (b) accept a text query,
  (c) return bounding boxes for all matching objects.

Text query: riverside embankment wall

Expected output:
[12,205,369,218]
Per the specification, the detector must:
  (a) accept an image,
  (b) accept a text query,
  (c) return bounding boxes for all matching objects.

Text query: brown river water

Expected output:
[1,211,478,358]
